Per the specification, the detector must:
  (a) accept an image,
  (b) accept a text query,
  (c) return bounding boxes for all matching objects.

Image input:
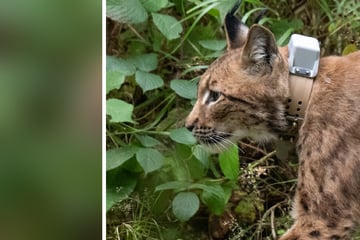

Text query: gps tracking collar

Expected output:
[286,34,320,122]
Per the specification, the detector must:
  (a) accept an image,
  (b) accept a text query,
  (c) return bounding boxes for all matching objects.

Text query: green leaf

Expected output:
[106,99,136,123]
[270,19,303,46]
[152,13,183,40]
[169,128,197,145]
[192,145,210,167]
[106,145,139,171]
[200,184,226,215]
[155,181,190,191]
[198,40,226,51]
[107,169,138,210]
[171,144,195,181]
[189,183,227,215]
[136,135,161,147]
[342,44,358,56]
[140,0,168,12]
[135,70,164,92]
[106,56,135,93]
[136,148,164,174]
[219,145,239,181]
[107,0,148,24]
[128,53,158,72]
[213,0,239,22]
[172,192,200,221]
[106,72,125,93]
[107,56,136,76]
[170,79,197,100]
[122,157,143,173]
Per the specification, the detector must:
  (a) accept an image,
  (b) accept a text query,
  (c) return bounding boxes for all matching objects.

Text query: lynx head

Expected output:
[185,7,290,152]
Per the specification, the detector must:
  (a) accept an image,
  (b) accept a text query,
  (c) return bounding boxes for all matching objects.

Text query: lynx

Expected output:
[185,3,360,240]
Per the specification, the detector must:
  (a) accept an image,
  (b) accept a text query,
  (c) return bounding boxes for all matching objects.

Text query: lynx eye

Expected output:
[205,90,221,104]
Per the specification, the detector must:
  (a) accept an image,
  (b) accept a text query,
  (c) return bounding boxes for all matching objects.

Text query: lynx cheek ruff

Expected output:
[288,34,320,78]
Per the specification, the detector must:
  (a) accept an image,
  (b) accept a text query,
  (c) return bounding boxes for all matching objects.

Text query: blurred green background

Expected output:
[0,0,101,239]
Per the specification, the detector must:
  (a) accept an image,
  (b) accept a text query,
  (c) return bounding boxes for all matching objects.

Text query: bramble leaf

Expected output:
[170,128,197,145]
[107,0,148,23]
[140,0,168,12]
[106,145,139,171]
[106,99,136,123]
[152,13,183,40]
[170,79,197,100]
[136,148,164,174]
[172,192,200,221]
[135,71,164,92]
[136,135,162,147]
[128,53,158,72]
[192,145,210,167]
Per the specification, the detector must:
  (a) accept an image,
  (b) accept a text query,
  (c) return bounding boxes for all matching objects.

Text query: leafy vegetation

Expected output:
[106,0,359,239]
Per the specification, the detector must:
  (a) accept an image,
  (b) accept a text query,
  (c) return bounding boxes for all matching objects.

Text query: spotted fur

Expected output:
[185,12,360,240]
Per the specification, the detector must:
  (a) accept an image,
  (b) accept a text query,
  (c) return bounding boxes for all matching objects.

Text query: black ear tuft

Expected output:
[227,0,241,16]
[224,0,249,50]
[253,8,267,24]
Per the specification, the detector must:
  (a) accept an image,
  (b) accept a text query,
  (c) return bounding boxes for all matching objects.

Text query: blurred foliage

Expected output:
[0,0,101,240]
[106,0,359,239]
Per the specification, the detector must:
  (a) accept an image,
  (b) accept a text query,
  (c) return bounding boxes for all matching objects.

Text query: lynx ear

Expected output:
[224,1,249,50]
[241,24,278,73]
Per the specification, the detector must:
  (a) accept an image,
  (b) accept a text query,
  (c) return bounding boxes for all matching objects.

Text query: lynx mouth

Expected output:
[192,128,232,146]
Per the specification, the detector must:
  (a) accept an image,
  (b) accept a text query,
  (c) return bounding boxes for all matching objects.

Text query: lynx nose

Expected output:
[186,123,194,132]
[185,117,198,132]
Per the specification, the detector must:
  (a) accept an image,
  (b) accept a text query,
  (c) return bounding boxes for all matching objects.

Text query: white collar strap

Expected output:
[286,74,314,121]
[282,73,315,138]
[276,72,314,155]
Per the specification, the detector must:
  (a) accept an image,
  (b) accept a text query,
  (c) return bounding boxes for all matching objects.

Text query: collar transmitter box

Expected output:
[288,34,320,78]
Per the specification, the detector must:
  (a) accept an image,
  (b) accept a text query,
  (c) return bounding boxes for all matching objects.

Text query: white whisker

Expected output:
[214,132,245,154]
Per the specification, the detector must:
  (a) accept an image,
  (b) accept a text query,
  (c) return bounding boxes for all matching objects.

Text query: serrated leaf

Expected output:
[128,53,158,72]
[107,56,136,75]
[106,99,136,123]
[219,145,239,180]
[107,0,148,24]
[106,56,135,93]
[136,135,161,147]
[172,192,200,221]
[152,13,183,40]
[135,70,164,92]
[136,148,164,174]
[192,145,210,167]
[200,184,226,215]
[106,145,139,171]
[106,72,125,93]
[155,181,190,191]
[169,128,197,145]
[171,143,195,181]
[199,40,226,51]
[140,0,168,12]
[170,79,197,100]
